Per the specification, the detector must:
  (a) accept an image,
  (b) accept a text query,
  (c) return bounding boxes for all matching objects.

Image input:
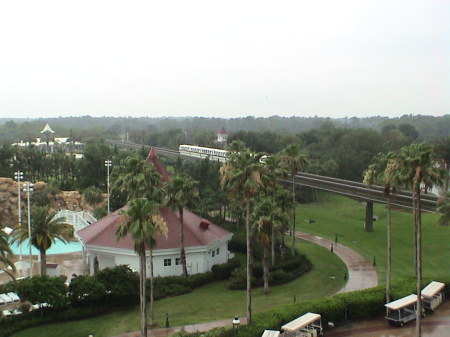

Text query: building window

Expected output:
[216,248,220,255]
[212,250,215,258]
[175,258,181,265]
[164,258,172,266]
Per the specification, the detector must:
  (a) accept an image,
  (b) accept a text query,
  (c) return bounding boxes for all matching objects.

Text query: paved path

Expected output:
[115,232,378,337]
[295,231,378,292]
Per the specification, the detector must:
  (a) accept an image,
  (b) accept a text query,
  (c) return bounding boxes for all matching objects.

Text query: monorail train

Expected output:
[179,144,268,163]
[179,145,229,162]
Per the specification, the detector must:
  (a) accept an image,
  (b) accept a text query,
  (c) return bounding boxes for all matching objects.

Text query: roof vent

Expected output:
[199,219,210,230]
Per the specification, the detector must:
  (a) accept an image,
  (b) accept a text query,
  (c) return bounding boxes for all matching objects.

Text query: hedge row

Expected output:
[175,277,450,337]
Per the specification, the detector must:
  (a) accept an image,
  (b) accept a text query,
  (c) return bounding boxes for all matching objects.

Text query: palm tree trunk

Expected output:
[139,248,147,337]
[40,249,46,276]
[149,249,154,326]
[179,208,188,277]
[415,189,423,337]
[246,200,252,324]
[386,197,392,305]
[263,243,269,294]
[280,226,286,261]
[271,226,275,266]
[291,174,296,255]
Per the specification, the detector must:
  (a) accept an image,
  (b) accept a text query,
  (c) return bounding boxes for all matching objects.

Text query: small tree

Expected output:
[83,186,104,208]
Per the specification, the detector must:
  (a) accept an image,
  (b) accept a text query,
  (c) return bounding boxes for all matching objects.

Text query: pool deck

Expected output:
[0,251,89,284]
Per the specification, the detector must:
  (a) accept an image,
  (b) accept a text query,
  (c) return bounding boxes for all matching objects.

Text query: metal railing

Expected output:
[55,210,97,232]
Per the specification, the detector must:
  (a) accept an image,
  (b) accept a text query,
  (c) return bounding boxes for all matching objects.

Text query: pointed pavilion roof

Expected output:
[218,127,227,135]
[146,147,170,182]
[40,124,55,134]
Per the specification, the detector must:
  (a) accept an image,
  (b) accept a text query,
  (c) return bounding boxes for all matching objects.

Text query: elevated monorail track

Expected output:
[105,139,440,227]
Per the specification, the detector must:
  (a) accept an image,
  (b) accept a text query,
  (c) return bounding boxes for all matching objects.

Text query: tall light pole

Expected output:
[24,182,34,277]
[14,171,23,260]
[105,159,112,214]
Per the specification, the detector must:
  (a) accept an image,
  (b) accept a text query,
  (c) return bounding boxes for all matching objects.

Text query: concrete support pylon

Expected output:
[365,201,373,232]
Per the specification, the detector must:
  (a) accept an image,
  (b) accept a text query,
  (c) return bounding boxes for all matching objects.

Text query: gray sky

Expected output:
[0,0,448,119]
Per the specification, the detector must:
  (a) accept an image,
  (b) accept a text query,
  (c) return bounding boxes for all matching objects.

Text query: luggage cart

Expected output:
[281,312,323,337]
[422,281,445,311]
[385,294,423,327]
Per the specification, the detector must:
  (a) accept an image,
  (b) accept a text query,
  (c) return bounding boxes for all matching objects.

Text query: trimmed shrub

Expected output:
[212,257,241,280]
[96,265,139,305]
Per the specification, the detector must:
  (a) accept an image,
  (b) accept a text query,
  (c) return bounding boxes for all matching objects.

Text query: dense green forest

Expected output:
[0,115,449,145]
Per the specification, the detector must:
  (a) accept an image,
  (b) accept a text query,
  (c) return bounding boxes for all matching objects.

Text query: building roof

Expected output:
[77,148,231,252]
[41,124,55,134]
[218,127,227,135]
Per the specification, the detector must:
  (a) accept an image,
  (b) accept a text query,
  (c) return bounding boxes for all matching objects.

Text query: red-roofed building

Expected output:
[78,148,233,276]
[217,127,228,143]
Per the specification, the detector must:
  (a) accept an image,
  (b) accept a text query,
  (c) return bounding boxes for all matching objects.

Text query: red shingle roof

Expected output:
[77,148,231,251]
[218,127,227,135]
[77,206,231,251]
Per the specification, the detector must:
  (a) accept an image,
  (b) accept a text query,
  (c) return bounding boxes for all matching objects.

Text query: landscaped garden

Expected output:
[8,191,449,337]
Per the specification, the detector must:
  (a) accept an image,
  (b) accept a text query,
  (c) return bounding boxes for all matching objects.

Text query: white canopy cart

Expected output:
[281,313,323,337]
[422,281,445,311]
[385,294,423,326]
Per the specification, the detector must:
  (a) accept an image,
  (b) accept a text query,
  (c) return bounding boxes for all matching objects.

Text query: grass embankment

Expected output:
[12,240,345,337]
[298,192,450,282]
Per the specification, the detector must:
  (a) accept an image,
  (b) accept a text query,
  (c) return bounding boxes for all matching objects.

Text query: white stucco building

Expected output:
[77,148,233,277]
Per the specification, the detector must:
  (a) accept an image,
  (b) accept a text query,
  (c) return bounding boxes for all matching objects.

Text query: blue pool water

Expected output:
[10,239,83,255]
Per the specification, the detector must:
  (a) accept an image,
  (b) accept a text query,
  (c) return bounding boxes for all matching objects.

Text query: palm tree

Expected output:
[12,206,71,276]
[364,152,397,304]
[164,175,199,277]
[116,198,168,336]
[220,148,266,324]
[111,155,162,202]
[275,186,293,261]
[263,154,288,265]
[389,143,447,337]
[253,197,284,294]
[436,191,450,226]
[281,144,308,255]
[0,230,15,280]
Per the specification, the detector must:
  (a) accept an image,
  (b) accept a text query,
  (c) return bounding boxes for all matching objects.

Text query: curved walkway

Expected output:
[115,232,377,337]
[296,231,378,292]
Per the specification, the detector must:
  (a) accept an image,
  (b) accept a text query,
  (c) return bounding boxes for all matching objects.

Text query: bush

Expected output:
[212,257,240,280]
[150,271,214,300]
[96,265,139,305]
[69,275,106,307]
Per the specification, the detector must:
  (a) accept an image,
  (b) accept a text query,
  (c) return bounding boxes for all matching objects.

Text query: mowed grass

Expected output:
[12,239,346,337]
[298,192,450,282]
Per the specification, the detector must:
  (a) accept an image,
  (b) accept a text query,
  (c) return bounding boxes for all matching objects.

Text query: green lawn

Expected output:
[298,192,450,282]
[12,239,346,337]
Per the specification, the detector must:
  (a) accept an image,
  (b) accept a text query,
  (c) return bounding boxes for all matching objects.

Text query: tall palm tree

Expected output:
[12,206,71,276]
[263,154,288,265]
[0,230,15,280]
[164,175,199,277]
[220,148,266,324]
[275,186,293,261]
[364,152,397,304]
[116,198,168,336]
[389,143,447,337]
[253,197,284,294]
[111,155,162,202]
[281,144,308,255]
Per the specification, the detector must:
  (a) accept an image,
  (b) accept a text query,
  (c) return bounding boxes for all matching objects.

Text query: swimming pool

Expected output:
[10,239,83,255]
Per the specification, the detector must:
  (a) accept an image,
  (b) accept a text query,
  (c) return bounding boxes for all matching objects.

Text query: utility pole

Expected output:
[14,171,23,260]
[24,182,34,277]
[105,159,112,214]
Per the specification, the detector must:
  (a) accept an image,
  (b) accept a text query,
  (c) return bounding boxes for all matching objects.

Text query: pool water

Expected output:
[10,239,83,255]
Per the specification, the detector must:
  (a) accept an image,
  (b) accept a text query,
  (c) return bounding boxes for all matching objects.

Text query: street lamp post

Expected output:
[24,183,34,277]
[232,316,240,337]
[105,159,112,214]
[14,171,23,260]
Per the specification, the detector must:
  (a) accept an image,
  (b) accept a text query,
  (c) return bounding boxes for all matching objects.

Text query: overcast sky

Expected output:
[0,0,448,119]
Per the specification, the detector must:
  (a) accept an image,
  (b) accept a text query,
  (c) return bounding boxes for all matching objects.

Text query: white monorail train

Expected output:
[179,145,229,163]
[179,144,267,163]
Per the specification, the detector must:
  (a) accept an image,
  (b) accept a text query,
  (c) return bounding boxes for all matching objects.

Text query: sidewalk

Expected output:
[295,231,378,292]
[115,232,377,337]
